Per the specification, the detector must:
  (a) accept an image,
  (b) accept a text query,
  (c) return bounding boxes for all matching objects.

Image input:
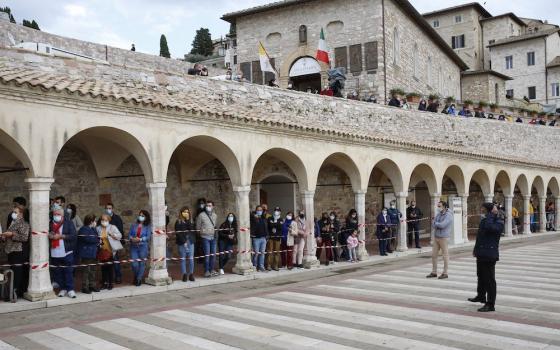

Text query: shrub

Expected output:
[390,88,405,96]
[463,99,473,106]
[406,92,421,98]
[478,101,488,107]
[445,96,455,103]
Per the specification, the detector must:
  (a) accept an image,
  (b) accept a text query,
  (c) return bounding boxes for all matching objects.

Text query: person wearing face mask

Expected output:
[196,200,218,277]
[6,196,27,229]
[294,210,308,269]
[66,203,83,231]
[250,205,269,272]
[406,201,423,249]
[282,212,295,269]
[1,204,30,299]
[175,207,195,282]
[77,214,100,294]
[266,207,283,271]
[427,201,453,279]
[219,213,238,274]
[387,201,402,253]
[103,203,124,284]
[97,214,123,289]
[49,208,77,298]
[52,196,67,218]
[342,209,359,260]
[317,212,338,266]
[376,208,391,256]
[470,203,504,312]
[128,210,151,286]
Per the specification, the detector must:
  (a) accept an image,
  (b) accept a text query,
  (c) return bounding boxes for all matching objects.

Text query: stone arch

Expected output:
[514,173,530,196]
[408,163,438,194]
[251,148,310,191]
[494,170,513,197]
[547,177,560,197]
[369,158,404,193]
[0,128,35,177]
[278,47,330,88]
[531,175,546,197]
[442,165,466,195]
[468,169,493,196]
[315,152,362,193]
[54,126,153,183]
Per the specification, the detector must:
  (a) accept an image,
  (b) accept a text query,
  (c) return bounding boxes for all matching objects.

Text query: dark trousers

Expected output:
[218,240,233,269]
[286,245,294,269]
[81,258,97,289]
[407,223,420,247]
[388,227,397,252]
[280,241,287,267]
[52,253,74,291]
[317,238,333,262]
[378,234,388,255]
[476,260,497,305]
[8,251,26,297]
[113,251,122,280]
[101,262,114,285]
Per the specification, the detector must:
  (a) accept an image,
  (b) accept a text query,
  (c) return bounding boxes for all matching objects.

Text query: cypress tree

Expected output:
[190,28,213,56]
[160,34,171,58]
[0,7,16,23]
[31,20,40,30]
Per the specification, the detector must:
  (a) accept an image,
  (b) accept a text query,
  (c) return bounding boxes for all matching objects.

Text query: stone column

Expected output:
[302,191,319,269]
[539,196,547,233]
[145,182,172,286]
[523,195,531,235]
[430,193,441,245]
[504,195,513,237]
[484,194,494,203]
[233,186,254,275]
[395,192,408,252]
[460,194,469,242]
[555,197,560,232]
[24,178,55,301]
[354,190,369,260]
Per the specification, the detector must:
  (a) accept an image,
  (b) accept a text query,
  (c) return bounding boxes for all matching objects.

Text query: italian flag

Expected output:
[316,28,330,65]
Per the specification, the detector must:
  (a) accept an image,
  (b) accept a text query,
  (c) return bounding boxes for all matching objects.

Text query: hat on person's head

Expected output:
[482,202,494,213]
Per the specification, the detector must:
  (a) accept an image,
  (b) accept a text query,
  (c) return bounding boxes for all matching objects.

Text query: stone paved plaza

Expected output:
[0,235,558,349]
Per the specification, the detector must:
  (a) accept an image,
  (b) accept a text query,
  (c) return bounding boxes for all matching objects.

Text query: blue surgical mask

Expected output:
[105,209,113,215]
[138,215,145,223]
[256,210,263,216]
[53,215,62,223]
[228,216,234,223]
[52,203,61,211]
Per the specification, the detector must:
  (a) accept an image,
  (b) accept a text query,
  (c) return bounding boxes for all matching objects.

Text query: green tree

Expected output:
[0,6,16,23]
[31,20,40,30]
[159,34,170,58]
[190,28,213,56]
[22,19,31,27]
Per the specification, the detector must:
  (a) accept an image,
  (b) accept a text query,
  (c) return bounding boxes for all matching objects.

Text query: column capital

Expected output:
[430,193,441,199]
[146,182,167,190]
[503,194,514,200]
[522,194,532,200]
[459,193,469,198]
[354,189,367,196]
[301,190,315,198]
[395,191,408,198]
[25,177,54,190]
[233,185,251,193]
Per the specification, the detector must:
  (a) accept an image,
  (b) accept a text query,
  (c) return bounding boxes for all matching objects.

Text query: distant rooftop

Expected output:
[548,56,560,69]
[488,28,560,48]
[479,13,526,27]
[422,2,492,19]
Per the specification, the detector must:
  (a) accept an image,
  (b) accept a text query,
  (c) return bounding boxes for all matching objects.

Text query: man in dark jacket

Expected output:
[250,206,269,272]
[266,207,283,271]
[406,201,423,249]
[387,201,402,253]
[469,203,504,312]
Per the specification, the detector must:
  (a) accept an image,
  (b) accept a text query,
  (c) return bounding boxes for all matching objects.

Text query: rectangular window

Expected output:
[506,89,514,98]
[505,55,513,69]
[455,15,462,23]
[528,86,536,99]
[552,83,560,97]
[451,34,465,49]
[527,52,535,66]
[433,20,439,28]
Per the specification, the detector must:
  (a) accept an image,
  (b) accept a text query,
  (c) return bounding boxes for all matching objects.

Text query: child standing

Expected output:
[347,230,359,262]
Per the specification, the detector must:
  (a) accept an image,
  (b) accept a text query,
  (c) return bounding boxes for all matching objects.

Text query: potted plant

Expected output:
[445,96,455,104]
[406,92,421,103]
[463,99,473,109]
[478,101,488,110]
[489,103,499,112]
[389,88,405,98]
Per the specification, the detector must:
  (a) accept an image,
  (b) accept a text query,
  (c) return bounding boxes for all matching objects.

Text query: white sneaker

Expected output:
[57,290,67,297]
[67,290,76,299]
[219,269,225,275]
[52,282,60,289]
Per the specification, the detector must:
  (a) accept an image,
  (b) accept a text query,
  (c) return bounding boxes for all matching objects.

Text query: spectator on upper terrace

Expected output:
[200,66,209,77]
[498,114,506,121]
[388,95,401,107]
[320,84,333,96]
[130,44,136,52]
[401,99,410,109]
[188,63,202,76]
[268,79,279,88]
[516,116,523,123]
[418,98,427,111]
[458,106,472,117]
[538,117,546,126]
[441,103,450,114]
[549,117,557,126]
[426,100,439,113]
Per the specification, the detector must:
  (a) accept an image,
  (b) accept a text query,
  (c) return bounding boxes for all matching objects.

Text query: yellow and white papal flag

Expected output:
[258,41,277,77]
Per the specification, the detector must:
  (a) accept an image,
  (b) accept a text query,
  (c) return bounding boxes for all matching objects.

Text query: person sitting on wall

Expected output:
[320,84,333,96]
[418,98,427,111]
[388,94,401,107]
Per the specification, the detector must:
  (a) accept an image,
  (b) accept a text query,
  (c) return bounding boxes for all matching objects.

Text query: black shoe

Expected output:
[101,283,108,290]
[415,246,421,249]
[135,279,142,287]
[115,277,122,284]
[426,273,438,278]
[81,288,91,294]
[182,274,188,282]
[387,250,393,253]
[189,274,195,282]
[326,261,330,266]
[107,284,113,290]
[478,304,495,312]
[468,296,486,303]
[90,287,100,293]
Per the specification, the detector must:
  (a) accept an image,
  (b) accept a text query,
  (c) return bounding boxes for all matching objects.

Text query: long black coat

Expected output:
[473,214,504,262]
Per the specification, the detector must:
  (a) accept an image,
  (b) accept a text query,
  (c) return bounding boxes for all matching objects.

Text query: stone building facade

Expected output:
[460,70,511,105]
[222,0,466,101]
[0,19,559,303]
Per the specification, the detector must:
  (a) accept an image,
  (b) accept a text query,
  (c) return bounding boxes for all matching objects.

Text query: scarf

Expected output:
[136,224,143,238]
[51,220,63,249]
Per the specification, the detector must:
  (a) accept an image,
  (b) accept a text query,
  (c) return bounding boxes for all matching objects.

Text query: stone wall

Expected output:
[461,73,507,105]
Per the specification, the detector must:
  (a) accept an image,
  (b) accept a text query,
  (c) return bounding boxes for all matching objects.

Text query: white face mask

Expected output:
[274,211,280,218]
[228,216,234,223]
[329,215,335,221]
[105,208,113,215]
[101,220,109,227]
[286,215,293,221]
[66,208,72,214]
[205,206,213,213]
[53,215,62,223]
[11,212,18,220]
[382,211,387,216]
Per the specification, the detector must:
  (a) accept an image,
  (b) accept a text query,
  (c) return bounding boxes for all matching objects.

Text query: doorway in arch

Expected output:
[258,175,296,213]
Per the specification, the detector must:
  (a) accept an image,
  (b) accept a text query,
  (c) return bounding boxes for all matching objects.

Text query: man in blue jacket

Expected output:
[387,200,402,253]
[469,203,504,312]
[427,201,453,279]
[49,208,77,298]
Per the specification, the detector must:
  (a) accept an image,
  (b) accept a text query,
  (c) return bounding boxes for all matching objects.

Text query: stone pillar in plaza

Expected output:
[430,193,441,245]
[302,190,319,269]
[24,178,56,301]
[354,190,369,260]
[504,195,513,237]
[145,182,172,286]
[233,186,255,275]
[555,197,560,232]
[539,196,547,233]
[395,192,408,252]
[523,195,532,235]
[460,194,469,242]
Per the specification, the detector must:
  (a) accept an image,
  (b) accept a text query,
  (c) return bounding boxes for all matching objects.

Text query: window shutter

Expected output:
[335,46,348,69]
[349,44,362,73]
[252,60,263,85]
[364,41,378,70]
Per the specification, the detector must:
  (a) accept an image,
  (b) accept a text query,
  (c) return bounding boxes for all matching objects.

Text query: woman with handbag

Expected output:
[129,210,152,286]
[218,213,238,275]
[97,214,123,290]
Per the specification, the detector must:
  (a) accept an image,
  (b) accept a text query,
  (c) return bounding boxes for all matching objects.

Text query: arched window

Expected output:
[299,25,307,44]
[413,43,419,77]
[393,27,400,65]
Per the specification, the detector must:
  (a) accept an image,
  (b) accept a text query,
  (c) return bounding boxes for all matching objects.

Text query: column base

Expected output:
[358,247,369,261]
[145,269,172,286]
[233,263,256,275]
[396,245,408,252]
[303,256,320,269]
[24,289,55,302]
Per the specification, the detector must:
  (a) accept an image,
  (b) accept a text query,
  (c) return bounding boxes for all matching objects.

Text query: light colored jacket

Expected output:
[432,209,453,238]
[287,221,298,246]
[347,235,359,249]
[196,211,218,240]
[97,224,123,252]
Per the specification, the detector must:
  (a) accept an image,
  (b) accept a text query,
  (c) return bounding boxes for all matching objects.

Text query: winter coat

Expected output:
[250,215,268,238]
[196,211,218,240]
[175,219,195,245]
[287,220,298,246]
[432,209,453,238]
[474,214,504,262]
[376,213,391,238]
[267,217,284,240]
[347,235,359,249]
[77,225,99,259]
[4,218,29,254]
[49,219,77,253]
[387,207,401,225]
[319,218,339,242]
[128,223,150,247]
[406,206,423,225]
[218,221,237,244]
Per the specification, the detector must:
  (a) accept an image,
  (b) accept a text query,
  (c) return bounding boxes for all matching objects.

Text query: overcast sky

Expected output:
[2,0,559,58]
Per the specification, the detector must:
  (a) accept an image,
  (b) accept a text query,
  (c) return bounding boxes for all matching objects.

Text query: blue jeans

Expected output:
[202,238,216,273]
[252,237,267,270]
[52,253,74,291]
[178,242,195,275]
[113,250,122,279]
[218,240,233,269]
[130,244,148,281]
